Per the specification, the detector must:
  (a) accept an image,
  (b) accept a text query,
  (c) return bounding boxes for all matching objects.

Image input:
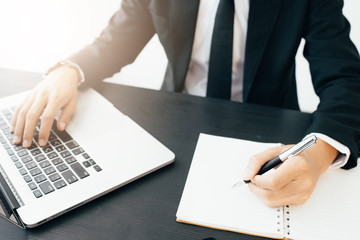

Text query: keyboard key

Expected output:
[35,154,46,162]
[28,182,37,190]
[82,161,91,168]
[52,158,63,165]
[23,175,32,183]
[15,162,23,169]
[44,166,56,175]
[42,145,53,153]
[50,139,61,146]
[39,181,55,194]
[7,149,14,156]
[30,167,42,176]
[66,141,79,149]
[48,132,57,142]
[94,165,102,172]
[72,148,84,155]
[30,148,41,156]
[57,163,68,172]
[6,134,13,142]
[89,159,96,165]
[28,142,38,150]
[34,174,47,183]
[3,143,10,150]
[71,162,89,179]
[21,156,33,163]
[2,128,10,135]
[54,180,67,189]
[39,160,51,169]
[33,189,43,198]
[17,149,28,157]
[65,156,77,164]
[52,122,73,142]
[14,145,24,151]
[55,145,66,152]
[11,155,18,162]
[82,153,90,159]
[62,170,78,184]
[47,152,58,159]
[60,150,71,158]
[19,168,27,175]
[25,161,37,170]
[49,173,61,182]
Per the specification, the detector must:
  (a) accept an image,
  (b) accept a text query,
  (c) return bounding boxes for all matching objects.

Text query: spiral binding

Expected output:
[284,205,291,236]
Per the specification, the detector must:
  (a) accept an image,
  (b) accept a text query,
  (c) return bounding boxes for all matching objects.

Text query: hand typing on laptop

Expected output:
[0,82,174,227]
[11,67,79,148]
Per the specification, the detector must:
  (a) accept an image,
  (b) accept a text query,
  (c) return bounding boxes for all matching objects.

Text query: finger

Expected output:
[38,100,62,146]
[57,95,77,131]
[251,155,304,191]
[242,145,289,181]
[13,96,36,146]
[11,94,31,133]
[22,96,47,147]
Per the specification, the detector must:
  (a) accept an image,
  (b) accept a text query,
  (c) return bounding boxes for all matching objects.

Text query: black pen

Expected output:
[232,135,317,188]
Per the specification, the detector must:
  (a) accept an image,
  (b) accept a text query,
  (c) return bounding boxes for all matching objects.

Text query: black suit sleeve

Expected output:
[303,0,360,169]
[69,0,155,86]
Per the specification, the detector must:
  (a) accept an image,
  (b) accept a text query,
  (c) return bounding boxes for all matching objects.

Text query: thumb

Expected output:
[242,145,289,181]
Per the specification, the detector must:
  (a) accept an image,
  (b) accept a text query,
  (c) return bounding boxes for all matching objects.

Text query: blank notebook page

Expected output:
[289,166,360,240]
[176,134,283,238]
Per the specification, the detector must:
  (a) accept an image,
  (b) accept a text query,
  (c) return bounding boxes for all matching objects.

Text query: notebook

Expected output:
[176,133,360,240]
[0,88,175,228]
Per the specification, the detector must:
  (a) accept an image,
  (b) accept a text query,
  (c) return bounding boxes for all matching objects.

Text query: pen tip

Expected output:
[232,181,245,188]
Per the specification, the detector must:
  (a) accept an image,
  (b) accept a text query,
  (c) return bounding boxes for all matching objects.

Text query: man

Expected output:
[11,0,360,207]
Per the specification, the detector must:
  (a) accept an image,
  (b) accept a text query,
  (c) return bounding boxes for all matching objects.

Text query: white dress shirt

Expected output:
[183,0,350,167]
[184,0,249,102]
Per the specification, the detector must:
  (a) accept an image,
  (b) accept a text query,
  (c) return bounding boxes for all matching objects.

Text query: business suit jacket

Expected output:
[69,0,360,168]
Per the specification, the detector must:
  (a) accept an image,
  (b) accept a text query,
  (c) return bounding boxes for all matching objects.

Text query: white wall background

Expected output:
[0,0,359,112]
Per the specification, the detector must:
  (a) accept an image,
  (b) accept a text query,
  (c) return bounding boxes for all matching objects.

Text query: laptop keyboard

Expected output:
[0,107,102,199]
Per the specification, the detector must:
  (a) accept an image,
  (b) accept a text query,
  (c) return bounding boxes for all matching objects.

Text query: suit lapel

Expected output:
[169,0,200,91]
[243,0,282,101]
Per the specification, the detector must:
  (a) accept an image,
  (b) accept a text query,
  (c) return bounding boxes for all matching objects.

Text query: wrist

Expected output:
[305,138,338,173]
[45,60,84,87]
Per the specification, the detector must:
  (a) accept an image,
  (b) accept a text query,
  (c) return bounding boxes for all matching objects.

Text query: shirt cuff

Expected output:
[305,133,350,169]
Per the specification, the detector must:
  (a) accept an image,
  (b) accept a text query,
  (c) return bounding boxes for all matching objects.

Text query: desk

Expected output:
[0,68,311,240]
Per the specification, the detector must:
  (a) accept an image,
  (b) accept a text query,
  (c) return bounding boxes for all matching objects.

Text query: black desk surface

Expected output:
[0,68,311,240]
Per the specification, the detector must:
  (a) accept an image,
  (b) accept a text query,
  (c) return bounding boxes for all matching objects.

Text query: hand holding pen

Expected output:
[233,135,318,188]
[238,135,338,207]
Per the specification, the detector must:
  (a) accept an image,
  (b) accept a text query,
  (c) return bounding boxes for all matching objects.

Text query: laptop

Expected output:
[0,88,175,228]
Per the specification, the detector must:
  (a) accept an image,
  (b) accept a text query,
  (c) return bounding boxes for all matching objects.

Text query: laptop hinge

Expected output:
[0,164,25,228]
